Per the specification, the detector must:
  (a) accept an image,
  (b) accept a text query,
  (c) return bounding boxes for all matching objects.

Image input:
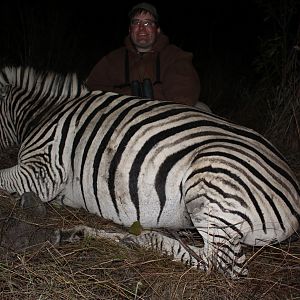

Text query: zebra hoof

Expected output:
[120,234,140,248]
[20,192,47,217]
[58,227,85,244]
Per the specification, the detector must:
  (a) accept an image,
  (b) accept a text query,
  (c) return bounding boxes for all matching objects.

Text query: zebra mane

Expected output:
[0,65,88,98]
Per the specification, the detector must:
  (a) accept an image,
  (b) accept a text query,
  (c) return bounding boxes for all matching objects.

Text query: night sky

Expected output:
[0,0,298,116]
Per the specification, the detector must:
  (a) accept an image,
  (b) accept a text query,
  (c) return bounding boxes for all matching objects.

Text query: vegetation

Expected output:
[253,0,300,153]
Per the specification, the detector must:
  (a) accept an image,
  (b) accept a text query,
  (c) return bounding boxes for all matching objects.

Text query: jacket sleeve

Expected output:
[161,51,200,106]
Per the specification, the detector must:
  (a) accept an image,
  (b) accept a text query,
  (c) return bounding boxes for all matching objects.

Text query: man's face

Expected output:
[129,11,160,52]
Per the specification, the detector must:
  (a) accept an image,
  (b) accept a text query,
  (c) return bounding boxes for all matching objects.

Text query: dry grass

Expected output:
[0,150,300,299]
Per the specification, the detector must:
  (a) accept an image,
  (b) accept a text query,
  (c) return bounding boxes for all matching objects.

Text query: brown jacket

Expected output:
[86,33,200,106]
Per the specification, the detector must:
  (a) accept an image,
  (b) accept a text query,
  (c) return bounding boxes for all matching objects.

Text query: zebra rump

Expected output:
[0,66,299,278]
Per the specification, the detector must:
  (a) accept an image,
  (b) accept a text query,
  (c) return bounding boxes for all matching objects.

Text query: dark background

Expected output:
[0,0,299,125]
[0,1,263,69]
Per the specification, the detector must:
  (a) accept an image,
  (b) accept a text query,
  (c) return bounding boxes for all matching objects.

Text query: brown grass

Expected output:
[0,150,300,299]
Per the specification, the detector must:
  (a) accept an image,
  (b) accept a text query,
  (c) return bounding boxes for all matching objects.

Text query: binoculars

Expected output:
[131,79,154,99]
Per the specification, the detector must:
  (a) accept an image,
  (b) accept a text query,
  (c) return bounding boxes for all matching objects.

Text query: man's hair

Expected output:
[128,2,159,23]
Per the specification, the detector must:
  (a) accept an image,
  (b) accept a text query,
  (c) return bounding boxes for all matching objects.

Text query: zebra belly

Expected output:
[65,170,192,229]
[65,132,196,228]
[65,185,191,228]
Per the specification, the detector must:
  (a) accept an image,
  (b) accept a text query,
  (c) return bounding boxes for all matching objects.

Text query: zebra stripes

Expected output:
[0,66,299,278]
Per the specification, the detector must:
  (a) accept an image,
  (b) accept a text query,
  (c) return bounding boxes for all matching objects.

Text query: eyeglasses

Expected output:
[130,19,157,28]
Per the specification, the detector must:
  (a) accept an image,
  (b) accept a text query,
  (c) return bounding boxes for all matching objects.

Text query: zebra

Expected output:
[0,65,299,278]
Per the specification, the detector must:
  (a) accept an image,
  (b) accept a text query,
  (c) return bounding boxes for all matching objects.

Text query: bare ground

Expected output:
[0,147,299,299]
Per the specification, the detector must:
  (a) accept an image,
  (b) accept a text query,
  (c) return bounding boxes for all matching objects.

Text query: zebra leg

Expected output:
[57,225,127,244]
[199,229,247,278]
[121,230,205,269]
[186,199,248,278]
[57,225,205,269]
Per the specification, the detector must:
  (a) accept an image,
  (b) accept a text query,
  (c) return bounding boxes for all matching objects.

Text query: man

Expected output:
[87,2,210,110]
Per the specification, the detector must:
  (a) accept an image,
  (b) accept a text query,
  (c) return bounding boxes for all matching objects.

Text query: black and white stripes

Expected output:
[0,66,299,278]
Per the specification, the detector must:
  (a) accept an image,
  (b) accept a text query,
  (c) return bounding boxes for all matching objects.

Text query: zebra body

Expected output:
[0,66,299,278]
